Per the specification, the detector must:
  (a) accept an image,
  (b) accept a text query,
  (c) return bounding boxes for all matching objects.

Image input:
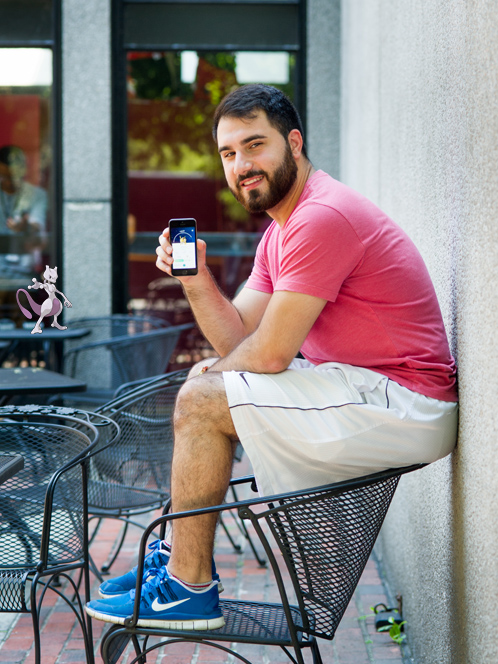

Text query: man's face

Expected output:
[0,161,24,193]
[217,111,298,214]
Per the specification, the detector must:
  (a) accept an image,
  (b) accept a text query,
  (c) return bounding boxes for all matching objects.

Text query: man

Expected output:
[0,145,47,322]
[86,84,458,630]
[0,145,47,268]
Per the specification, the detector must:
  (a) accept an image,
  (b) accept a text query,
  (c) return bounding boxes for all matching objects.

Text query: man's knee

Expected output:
[174,370,235,435]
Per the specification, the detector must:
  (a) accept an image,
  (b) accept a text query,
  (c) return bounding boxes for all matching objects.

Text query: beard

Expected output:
[229,142,298,214]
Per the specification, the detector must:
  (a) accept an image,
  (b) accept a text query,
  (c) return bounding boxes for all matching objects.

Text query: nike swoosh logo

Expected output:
[239,372,251,388]
[151,597,190,612]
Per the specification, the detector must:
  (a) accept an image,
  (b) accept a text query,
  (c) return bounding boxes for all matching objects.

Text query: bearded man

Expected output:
[86,84,458,630]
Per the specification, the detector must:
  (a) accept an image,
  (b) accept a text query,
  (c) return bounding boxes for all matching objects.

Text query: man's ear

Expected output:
[288,129,303,158]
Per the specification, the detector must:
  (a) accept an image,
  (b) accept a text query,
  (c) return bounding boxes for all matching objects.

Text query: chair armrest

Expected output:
[229,475,255,487]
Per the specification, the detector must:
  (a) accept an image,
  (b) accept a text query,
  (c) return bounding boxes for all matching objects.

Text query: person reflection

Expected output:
[0,145,47,273]
[0,145,48,323]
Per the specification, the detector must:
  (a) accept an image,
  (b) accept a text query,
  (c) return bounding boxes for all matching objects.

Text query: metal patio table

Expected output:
[0,327,90,371]
[0,367,86,405]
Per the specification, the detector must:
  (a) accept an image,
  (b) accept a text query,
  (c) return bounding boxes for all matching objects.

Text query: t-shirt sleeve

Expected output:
[245,233,274,294]
[276,203,365,301]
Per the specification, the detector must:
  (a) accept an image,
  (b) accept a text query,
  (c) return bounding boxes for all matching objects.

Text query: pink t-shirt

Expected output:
[246,171,457,402]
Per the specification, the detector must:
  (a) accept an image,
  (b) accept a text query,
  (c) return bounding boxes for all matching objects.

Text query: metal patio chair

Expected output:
[85,369,190,576]
[98,463,426,664]
[59,316,194,408]
[0,404,119,664]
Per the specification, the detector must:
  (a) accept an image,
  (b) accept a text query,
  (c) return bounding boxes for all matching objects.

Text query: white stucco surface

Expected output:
[307,0,341,178]
[340,2,498,662]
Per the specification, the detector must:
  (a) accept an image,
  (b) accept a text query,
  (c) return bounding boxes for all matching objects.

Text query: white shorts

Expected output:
[223,360,458,496]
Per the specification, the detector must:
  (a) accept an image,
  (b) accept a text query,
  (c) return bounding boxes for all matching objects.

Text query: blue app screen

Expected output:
[171,226,196,270]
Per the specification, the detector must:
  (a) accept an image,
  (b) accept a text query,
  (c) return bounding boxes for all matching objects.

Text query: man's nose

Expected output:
[233,153,252,177]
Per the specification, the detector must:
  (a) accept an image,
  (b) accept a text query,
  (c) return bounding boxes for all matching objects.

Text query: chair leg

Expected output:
[230,486,267,567]
[101,520,130,574]
[89,552,105,583]
[30,598,43,664]
[101,625,132,664]
[158,498,172,540]
[29,571,96,664]
[220,512,242,552]
[88,516,103,546]
[310,638,324,664]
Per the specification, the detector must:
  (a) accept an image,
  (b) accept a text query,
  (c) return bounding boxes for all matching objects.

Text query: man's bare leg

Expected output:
[167,369,238,584]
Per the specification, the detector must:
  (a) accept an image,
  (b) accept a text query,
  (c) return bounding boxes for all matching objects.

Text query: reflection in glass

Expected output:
[126,50,296,367]
[0,48,53,330]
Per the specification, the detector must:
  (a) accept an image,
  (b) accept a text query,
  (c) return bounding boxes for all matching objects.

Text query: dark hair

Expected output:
[0,145,26,168]
[212,84,307,158]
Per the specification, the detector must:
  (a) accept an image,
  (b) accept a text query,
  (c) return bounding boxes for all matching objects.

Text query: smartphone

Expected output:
[168,218,198,276]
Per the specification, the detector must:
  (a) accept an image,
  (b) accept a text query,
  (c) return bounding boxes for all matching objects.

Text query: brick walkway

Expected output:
[0,459,413,664]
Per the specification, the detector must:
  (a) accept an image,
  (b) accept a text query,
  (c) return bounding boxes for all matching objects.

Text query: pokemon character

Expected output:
[16,265,72,334]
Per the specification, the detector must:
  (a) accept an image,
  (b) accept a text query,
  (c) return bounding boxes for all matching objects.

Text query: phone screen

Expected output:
[169,219,198,275]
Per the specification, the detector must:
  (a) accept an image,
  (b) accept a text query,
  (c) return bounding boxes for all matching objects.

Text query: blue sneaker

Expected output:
[86,566,225,630]
[98,540,223,598]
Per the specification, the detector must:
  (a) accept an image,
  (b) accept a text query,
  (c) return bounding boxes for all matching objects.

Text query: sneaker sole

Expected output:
[85,605,225,631]
[98,580,224,599]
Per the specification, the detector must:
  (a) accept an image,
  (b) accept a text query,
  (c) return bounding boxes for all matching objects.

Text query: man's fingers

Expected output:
[156,254,172,275]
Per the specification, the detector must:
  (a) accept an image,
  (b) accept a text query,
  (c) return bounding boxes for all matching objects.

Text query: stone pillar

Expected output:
[61,0,112,319]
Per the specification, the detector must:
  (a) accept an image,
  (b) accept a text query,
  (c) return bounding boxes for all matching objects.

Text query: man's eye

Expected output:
[250,142,262,149]
[223,152,234,159]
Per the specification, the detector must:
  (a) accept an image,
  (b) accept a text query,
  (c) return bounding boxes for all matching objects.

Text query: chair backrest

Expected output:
[62,323,193,405]
[87,370,188,511]
[0,413,96,576]
[112,368,189,398]
[108,325,192,385]
[243,465,423,641]
[64,314,168,389]
[67,315,167,343]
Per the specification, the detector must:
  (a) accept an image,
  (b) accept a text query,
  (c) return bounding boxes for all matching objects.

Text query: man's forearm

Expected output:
[182,268,248,357]
[205,334,275,374]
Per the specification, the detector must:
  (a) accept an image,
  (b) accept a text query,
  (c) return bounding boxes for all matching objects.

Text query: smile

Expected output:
[241,175,264,188]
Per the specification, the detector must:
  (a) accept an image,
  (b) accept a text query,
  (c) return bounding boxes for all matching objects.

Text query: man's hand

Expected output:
[155,227,207,284]
[6,213,30,233]
[154,226,269,356]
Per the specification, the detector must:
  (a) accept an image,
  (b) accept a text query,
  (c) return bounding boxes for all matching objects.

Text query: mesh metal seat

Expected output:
[60,315,194,408]
[0,404,119,664]
[98,464,425,664]
[85,369,190,575]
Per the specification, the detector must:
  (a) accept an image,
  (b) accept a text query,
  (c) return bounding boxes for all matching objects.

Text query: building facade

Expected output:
[2,2,497,663]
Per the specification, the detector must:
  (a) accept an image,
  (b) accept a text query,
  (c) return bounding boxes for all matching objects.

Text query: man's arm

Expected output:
[156,228,270,356]
[207,289,327,374]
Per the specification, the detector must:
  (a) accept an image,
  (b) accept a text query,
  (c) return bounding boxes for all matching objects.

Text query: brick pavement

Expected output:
[0,459,413,664]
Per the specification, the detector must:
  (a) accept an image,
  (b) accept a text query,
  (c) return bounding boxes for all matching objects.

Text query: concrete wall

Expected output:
[62,0,112,318]
[307,0,341,178]
[340,1,498,662]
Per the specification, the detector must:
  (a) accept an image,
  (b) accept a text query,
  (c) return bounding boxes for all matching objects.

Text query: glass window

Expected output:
[0,48,54,327]
[0,0,53,44]
[126,49,297,367]
[124,3,299,50]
